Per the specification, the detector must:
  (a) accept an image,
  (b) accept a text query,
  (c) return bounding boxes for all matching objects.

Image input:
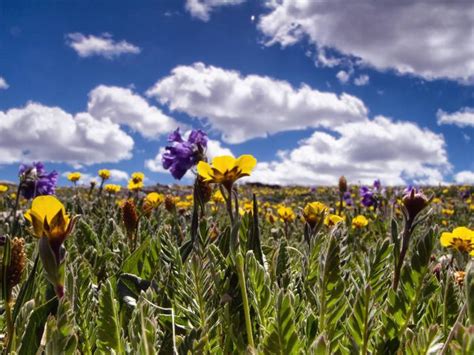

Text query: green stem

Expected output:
[236,253,255,349]
[5,295,14,352]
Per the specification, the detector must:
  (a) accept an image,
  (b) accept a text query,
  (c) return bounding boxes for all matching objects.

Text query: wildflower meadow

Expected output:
[0,127,473,354]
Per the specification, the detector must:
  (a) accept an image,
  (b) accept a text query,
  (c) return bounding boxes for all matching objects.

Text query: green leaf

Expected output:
[18,297,58,355]
[263,291,302,354]
[95,278,124,353]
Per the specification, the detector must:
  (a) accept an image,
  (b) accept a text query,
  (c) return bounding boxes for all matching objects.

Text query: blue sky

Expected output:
[0,0,473,186]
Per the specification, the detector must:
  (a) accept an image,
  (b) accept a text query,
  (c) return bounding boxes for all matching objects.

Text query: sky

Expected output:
[0,0,473,187]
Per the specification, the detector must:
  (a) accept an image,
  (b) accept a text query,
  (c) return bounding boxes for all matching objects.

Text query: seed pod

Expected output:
[121,199,139,238]
[338,176,347,194]
[164,195,176,212]
[8,237,27,289]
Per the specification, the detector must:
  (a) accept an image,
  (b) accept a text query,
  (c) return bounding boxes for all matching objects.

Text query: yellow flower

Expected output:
[131,172,145,184]
[352,215,369,229]
[197,155,257,189]
[302,201,328,227]
[277,206,296,223]
[143,192,164,213]
[24,195,75,243]
[176,200,192,211]
[212,190,225,203]
[324,214,344,227]
[67,172,81,182]
[0,184,8,193]
[440,227,474,256]
[98,169,111,180]
[432,197,442,204]
[128,179,144,191]
[104,184,121,193]
[442,208,454,216]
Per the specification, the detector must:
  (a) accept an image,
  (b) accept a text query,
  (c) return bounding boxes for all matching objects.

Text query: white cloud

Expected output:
[0,85,183,166]
[145,137,234,175]
[0,77,9,90]
[0,102,134,165]
[185,0,246,21]
[437,107,474,128]
[454,171,474,185]
[147,62,368,143]
[336,70,350,84]
[354,74,370,86]
[66,33,140,59]
[109,169,130,182]
[248,116,449,186]
[258,0,474,82]
[88,85,180,138]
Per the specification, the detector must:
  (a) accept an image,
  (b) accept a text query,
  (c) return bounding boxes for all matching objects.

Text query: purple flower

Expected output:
[18,162,58,199]
[360,186,376,207]
[343,191,353,206]
[373,179,382,191]
[162,128,208,180]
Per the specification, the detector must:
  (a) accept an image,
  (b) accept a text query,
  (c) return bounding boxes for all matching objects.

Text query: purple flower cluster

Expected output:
[19,162,58,199]
[162,128,208,180]
[359,180,382,207]
[343,191,353,206]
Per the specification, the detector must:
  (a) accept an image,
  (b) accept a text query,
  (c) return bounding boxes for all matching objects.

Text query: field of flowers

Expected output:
[1,130,474,354]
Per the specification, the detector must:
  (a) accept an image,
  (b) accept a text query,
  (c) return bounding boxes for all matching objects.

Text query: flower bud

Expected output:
[402,188,428,222]
[164,195,176,212]
[121,199,139,238]
[7,237,27,290]
[338,176,347,194]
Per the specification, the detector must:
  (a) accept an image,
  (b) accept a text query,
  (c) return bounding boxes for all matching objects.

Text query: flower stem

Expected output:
[10,183,22,236]
[5,295,14,352]
[236,253,255,349]
[392,219,413,290]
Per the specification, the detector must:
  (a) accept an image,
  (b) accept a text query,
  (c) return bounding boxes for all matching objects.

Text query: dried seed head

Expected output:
[455,271,466,286]
[121,199,139,237]
[8,237,27,289]
[164,195,176,212]
[196,177,212,204]
[338,176,348,194]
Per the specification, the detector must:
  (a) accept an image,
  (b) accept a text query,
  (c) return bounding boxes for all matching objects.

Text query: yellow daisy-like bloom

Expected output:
[104,184,121,193]
[0,184,8,193]
[176,200,192,211]
[442,208,454,216]
[324,214,344,227]
[197,155,257,190]
[212,190,225,203]
[131,172,145,184]
[143,192,165,213]
[302,201,328,226]
[277,206,296,223]
[67,172,81,182]
[352,215,369,229]
[128,179,144,191]
[98,169,111,180]
[24,195,75,244]
[440,227,474,255]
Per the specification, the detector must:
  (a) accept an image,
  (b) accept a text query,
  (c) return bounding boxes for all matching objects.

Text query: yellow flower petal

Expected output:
[452,227,474,240]
[28,195,65,225]
[197,161,214,181]
[440,232,453,247]
[211,156,236,174]
[235,155,257,175]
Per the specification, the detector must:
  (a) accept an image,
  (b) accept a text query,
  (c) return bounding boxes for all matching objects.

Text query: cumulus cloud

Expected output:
[147,62,368,143]
[185,0,246,21]
[0,85,182,166]
[336,70,350,84]
[66,33,140,59]
[258,0,474,82]
[0,77,9,90]
[88,85,180,138]
[454,171,474,185]
[437,107,474,128]
[248,116,449,186]
[109,169,130,182]
[0,103,134,165]
[354,74,370,86]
